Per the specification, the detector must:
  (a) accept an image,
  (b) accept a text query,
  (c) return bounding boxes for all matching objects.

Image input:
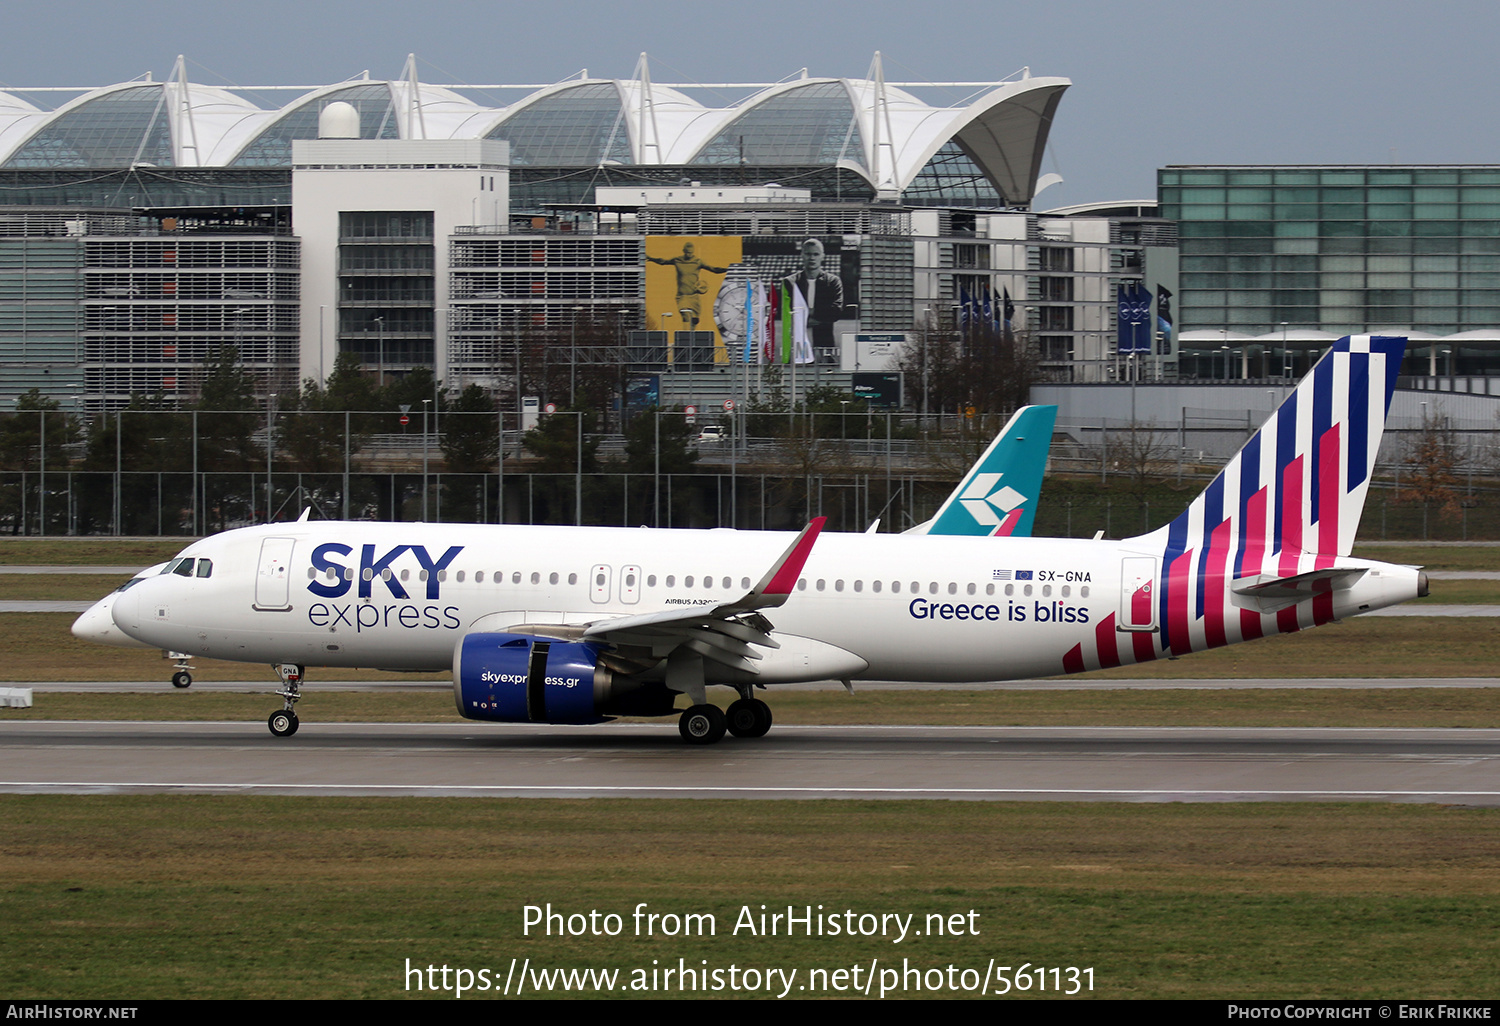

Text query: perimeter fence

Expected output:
[1,408,1496,540]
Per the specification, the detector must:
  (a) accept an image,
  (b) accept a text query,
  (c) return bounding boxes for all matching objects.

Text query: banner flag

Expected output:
[791,279,814,364]
[1117,283,1152,353]
[1156,284,1174,355]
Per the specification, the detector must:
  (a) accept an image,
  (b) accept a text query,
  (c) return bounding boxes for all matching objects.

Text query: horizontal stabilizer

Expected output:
[1232,566,1368,611]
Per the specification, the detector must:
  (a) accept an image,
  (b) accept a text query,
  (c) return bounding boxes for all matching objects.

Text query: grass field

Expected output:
[3,797,1498,999]
[0,537,189,565]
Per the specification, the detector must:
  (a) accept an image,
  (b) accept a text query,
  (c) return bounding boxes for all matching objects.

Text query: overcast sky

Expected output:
[5,0,1495,206]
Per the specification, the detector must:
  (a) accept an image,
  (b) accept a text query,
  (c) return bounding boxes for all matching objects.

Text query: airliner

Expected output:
[89,339,1426,742]
[69,404,1060,681]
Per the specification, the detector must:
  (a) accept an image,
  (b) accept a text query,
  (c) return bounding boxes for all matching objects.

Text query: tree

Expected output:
[1108,420,1179,501]
[321,351,380,413]
[1399,411,1463,517]
[0,390,72,471]
[195,346,263,472]
[523,408,599,473]
[379,365,444,417]
[622,406,697,475]
[441,384,499,474]
[897,322,1046,425]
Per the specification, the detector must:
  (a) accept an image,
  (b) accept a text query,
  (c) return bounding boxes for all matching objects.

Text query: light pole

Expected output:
[266,392,277,523]
[570,305,585,406]
[421,398,432,521]
[373,315,386,388]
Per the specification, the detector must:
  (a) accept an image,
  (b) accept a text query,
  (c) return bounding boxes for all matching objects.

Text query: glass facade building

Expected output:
[1161,166,1500,339]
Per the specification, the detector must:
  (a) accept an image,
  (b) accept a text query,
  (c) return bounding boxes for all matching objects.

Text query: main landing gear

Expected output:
[268,663,304,737]
[676,688,774,745]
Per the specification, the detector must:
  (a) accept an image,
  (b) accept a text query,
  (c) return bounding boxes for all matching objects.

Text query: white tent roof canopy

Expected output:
[0,55,1069,203]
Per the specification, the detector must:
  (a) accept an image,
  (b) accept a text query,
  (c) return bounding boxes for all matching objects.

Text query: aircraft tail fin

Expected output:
[1127,334,1406,656]
[908,405,1057,538]
[1138,334,1405,562]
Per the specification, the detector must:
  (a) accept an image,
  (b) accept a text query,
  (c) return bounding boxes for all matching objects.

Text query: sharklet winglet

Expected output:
[759,517,826,598]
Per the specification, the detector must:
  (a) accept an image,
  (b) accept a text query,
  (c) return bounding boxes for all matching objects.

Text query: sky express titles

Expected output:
[305,541,464,633]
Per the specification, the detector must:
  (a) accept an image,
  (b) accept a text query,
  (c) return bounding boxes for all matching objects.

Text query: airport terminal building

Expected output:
[0,59,1184,409]
[1,60,1495,414]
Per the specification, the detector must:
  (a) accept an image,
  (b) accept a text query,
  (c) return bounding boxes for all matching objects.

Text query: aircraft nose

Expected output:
[71,598,114,641]
[110,585,141,634]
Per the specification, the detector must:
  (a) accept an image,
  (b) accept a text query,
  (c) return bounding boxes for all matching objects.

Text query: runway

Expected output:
[3,720,1499,805]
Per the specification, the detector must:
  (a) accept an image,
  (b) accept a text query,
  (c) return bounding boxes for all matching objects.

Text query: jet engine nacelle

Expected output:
[454,630,681,723]
[453,632,613,724]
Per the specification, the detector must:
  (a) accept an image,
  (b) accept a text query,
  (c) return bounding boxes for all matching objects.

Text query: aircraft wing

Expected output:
[579,517,825,676]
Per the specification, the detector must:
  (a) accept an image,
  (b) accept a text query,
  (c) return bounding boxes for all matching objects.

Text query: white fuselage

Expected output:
[108,520,1423,685]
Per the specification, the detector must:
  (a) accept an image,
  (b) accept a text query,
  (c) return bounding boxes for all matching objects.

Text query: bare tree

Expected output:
[1108,420,1179,500]
[1399,409,1463,517]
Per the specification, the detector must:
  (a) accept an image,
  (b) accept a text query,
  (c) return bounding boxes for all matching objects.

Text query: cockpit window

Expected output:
[115,577,146,593]
[195,559,213,578]
[172,559,195,577]
[160,558,184,575]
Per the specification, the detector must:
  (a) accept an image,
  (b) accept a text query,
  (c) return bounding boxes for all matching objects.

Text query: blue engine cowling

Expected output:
[453,632,611,724]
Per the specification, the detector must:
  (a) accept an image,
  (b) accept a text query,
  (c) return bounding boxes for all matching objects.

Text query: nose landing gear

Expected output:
[268,663,305,737]
[169,652,194,688]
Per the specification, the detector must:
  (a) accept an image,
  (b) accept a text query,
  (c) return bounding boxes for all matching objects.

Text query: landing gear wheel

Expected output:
[678,704,726,745]
[268,709,299,737]
[726,698,773,738]
[171,671,192,689]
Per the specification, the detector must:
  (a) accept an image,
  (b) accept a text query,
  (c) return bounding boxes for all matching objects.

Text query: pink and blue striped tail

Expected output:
[1138,334,1406,658]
